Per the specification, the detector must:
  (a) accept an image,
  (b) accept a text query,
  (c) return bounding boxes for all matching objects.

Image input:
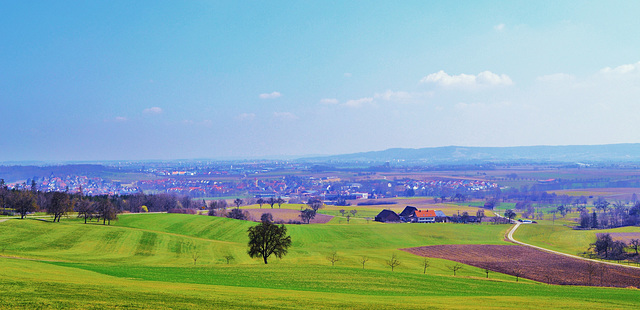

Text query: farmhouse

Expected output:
[435,210,447,222]
[399,206,418,222]
[374,209,401,223]
[415,210,436,223]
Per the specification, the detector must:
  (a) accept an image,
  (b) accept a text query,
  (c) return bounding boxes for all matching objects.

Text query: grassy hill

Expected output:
[1,214,639,309]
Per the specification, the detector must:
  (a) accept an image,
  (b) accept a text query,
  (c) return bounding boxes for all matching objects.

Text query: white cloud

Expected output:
[420,70,513,89]
[344,73,352,77]
[320,98,339,105]
[344,97,373,108]
[143,107,163,114]
[494,23,505,31]
[536,73,575,82]
[236,113,256,121]
[273,112,298,120]
[374,90,412,101]
[599,61,640,75]
[114,116,128,122]
[259,91,282,99]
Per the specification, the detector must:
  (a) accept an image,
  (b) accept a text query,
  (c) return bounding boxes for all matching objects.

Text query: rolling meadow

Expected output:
[1,212,639,309]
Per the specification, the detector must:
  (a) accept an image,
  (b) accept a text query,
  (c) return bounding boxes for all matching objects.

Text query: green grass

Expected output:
[514,221,640,256]
[2,214,640,309]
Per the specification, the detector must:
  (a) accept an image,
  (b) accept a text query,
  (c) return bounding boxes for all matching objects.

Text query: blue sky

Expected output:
[2,1,640,161]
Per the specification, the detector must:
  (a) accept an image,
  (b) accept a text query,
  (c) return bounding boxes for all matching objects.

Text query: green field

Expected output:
[1,214,639,309]
[514,220,640,256]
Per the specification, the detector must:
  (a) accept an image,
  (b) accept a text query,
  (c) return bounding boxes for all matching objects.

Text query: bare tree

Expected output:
[448,263,463,276]
[75,199,95,224]
[360,255,369,269]
[585,261,598,285]
[422,258,430,274]
[276,197,285,208]
[267,197,276,209]
[192,250,200,266]
[308,198,323,212]
[257,198,264,208]
[223,254,235,264]
[512,267,523,282]
[327,251,339,266]
[386,253,401,271]
[233,198,243,209]
[11,190,37,219]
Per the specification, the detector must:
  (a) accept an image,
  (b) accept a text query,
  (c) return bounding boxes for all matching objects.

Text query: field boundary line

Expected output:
[507,222,640,270]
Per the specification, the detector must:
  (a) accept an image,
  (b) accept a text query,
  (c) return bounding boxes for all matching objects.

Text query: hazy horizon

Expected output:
[3,1,640,161]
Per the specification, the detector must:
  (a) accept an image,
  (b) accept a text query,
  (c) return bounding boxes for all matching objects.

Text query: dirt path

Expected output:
[507,222,640,270]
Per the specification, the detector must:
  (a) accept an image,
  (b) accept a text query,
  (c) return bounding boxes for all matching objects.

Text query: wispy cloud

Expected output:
[273,112,298,120]
[320,98,339,105]
[374,90,412,101]
[344,97,373,108]
[143,107,163,114]
[114,116,128,122]
[236,113,256,121]
[420,70,513,89]
[259,91,282,99]
[536,73,575,83]
[599,61,640,75]
[494,23,505,31]
[344,73,352,78]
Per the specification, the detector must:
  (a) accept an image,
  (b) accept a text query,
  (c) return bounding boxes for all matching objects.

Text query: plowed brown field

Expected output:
[402,244,640,287]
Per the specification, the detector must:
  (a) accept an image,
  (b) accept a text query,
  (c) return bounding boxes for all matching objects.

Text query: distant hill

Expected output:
[302,144,640,164]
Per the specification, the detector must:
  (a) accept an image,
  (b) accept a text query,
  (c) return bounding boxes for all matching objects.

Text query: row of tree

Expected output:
[589,233,640,261]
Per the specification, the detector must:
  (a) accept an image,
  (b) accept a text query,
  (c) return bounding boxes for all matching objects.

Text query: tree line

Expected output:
[0,180,209,224]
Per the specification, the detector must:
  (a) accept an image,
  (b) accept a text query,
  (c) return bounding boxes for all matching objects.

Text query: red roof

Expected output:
[415,210,436,217]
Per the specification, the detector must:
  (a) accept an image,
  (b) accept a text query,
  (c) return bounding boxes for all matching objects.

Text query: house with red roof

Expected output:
[414,210,436,223]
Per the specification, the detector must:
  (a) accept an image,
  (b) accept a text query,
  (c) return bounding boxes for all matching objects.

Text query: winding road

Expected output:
[507,221,640,270]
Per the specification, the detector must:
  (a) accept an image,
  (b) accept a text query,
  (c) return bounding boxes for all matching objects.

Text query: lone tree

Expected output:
[386,253,401,271]
[504,209,516,222]
[233,198,243,209]
[192,250,200,266]
[448,263,463,276]
[512,267,523,282]
[422,258,430,274]
[300,209,316,224]
[360,255,369,269]
[247,219,291,264]
[327,251,339,266]
[223,254,235,264]
[257,198,265,208]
